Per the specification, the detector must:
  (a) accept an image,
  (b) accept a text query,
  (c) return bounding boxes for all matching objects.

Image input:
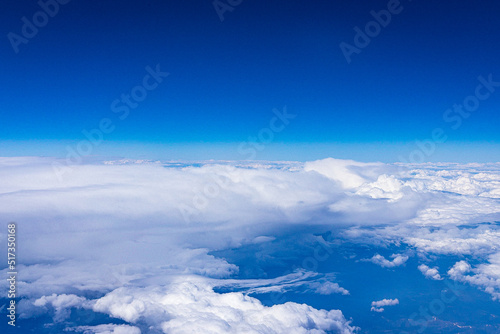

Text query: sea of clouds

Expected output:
[0,157,499,333]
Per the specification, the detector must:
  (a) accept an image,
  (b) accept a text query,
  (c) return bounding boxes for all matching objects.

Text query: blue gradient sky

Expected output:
[1,0,499,161]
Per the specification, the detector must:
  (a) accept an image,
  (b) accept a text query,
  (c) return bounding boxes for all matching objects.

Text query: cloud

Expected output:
[405,225,500,256]
[370,298,399,312]
[448,256,500,300]
[365,254,409,268]
[309,280,350,296]
[90,278,358,333]
[304,158,379,189]
[65,324,141,334]
[448,261,472,279]
[212,270,349,296]
[418,264,443,280]
[1,157,500,331]
[33,293,89,322]
[0,157,416,303]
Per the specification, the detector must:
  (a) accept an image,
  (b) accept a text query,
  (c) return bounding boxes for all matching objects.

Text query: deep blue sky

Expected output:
[1,0,499,161]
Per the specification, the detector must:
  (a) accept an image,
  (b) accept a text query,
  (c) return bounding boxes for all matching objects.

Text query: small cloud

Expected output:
[33,294,88,322]
[370,298,399,312]
[418,264,443,280]
[309,281,350,295]
[370,306,385,313]
[251,236,276,244]
[366,253,409,268]
[448,260,472,280]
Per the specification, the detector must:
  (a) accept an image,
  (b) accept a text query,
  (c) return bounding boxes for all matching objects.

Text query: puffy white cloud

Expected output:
[354,174,405,201]
[91,278,358,334]
[405,225,500,256]
[448,261,472,280]
[304,158,379,189]
[418,264,443,280]
[365,254,409,268]
[370,298,399,312]
[309,281,350,296]
[33,293,89,322]
[447,255,500,300]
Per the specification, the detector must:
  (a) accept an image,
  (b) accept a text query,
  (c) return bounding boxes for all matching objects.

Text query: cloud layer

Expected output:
[0,157,499,332]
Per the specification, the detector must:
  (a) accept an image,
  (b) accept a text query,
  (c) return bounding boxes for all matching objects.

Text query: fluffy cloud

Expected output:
[448,256,500,300]
[90,278,358,333]
[304,158,381,189]
[448,261,472,280]
[370,298,399,312]
[0,157,417,301]
[365,254,409,268]
[33,293,89,322]
[418,264,443,280]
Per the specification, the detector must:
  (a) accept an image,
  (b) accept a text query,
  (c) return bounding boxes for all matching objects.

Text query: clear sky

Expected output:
[1,0,499,161]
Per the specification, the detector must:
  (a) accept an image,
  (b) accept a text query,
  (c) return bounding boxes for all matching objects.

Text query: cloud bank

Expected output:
[0,157,499,332]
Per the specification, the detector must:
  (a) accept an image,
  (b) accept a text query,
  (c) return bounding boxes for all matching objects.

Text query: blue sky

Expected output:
[1,0,500,161]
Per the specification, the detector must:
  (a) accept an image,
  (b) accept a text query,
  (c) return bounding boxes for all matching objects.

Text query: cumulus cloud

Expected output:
[33,293,89,322]
[370,298,399,312]
[418,264,443,280]
[308,280,350,296]
[365,254,409,268]
[448,256,500,300]
[448,261,472,280]
[90,278,358,333]
[304,158,379,189]
[405,225,500,256]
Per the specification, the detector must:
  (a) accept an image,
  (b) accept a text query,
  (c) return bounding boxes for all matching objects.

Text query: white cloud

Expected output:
[251,236,276,244]
[309,281,350,296]
[355,174,405,201]
[1,157,500,330]
[418,264,443,280]
[405,225,500,256]
[212,270,349,296]
[304,158,378,189]
[370,298,399,312]
[366,254,409,268]
[448,256,500,300]
[0,157,415,303]
[448,261,472,279]
[33,293,89,322]
[65,324,141,334]
[91,278,358,334]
